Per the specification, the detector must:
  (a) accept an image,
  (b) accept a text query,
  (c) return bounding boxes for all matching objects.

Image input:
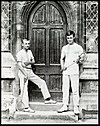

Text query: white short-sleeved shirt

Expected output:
[16,49,34,68]
[61,43,83,75]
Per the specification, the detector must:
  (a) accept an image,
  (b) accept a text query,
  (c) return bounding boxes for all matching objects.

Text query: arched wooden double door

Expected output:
[28,1,67,100]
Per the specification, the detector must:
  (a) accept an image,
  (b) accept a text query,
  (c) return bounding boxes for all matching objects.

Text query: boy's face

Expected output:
[22,40,30,50]
[66,34,74,45]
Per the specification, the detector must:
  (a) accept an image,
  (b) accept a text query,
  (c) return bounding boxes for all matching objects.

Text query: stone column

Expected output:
[15,2,25,54]
[16,23,22,54]
[13,2,25,96]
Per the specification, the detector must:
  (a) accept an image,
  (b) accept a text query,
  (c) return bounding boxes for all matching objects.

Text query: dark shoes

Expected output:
[23,107,35,113]
[74,106,80,115]
[45,99,57,104]
[57,105,80,114]
[57,105,68,113]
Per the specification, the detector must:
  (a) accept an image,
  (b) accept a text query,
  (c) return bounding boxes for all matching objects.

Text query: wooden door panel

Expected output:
[30,28,46,64]
[49,28,64,64]
[49,4,63,25]
[32,4,46,24]
[36,66,61,74]
[49,75,62,91]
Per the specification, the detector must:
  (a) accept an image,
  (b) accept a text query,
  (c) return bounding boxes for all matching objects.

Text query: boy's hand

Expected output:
[61,66,67,72]
[16,95,23,103]
[24,75,28,82]
[75,59,80,64]
[24,62,34,66]
[24,62,31,66]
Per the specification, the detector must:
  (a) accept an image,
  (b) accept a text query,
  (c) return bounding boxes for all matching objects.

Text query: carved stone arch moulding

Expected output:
[21,1,76,38]
[57,1,79,33]
[21,1,37,38]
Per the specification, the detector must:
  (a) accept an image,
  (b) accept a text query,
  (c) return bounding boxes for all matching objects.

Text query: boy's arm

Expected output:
[76,47,86,64]
[60,48,65,71]
[60,58,65,70]
[17,62,28,78]
[16,51,28,79]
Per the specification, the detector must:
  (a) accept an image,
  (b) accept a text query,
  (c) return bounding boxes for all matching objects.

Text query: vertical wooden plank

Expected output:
[30,29,46,64]
[50,29,64,64]
[49,75,62,91]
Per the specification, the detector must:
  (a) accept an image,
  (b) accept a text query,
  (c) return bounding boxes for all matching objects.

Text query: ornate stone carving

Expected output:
[1,2,9,51]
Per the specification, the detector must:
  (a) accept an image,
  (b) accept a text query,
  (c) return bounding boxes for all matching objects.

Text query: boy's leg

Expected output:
[29,71,51,100]
[18,71,29,108]
[57,74,69,113]
[70,74,80,114]
[62,74,70,105]
[70,74,79,107]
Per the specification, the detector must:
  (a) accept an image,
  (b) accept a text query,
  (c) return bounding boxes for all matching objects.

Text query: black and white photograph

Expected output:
[1,1,98,124]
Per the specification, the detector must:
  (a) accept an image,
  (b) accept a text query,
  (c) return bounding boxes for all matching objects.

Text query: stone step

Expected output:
[14,111,78,122]
[82,109,98,120]
[1,109,79,122]
[29,102,62,111]
[80,93,98,99]
[4,110,98,121]
[29,91,98,102]
[16,92,99,105]
[29,101,98,111]
[1,103,98,121]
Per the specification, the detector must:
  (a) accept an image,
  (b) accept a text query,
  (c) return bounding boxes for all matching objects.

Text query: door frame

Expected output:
[21,1,68,39]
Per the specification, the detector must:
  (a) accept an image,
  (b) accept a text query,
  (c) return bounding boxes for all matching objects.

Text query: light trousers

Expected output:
[62,74,79,107]
[18,69,51,108]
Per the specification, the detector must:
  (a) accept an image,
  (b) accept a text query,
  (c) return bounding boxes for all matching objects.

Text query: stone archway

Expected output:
[21,1,68,100]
